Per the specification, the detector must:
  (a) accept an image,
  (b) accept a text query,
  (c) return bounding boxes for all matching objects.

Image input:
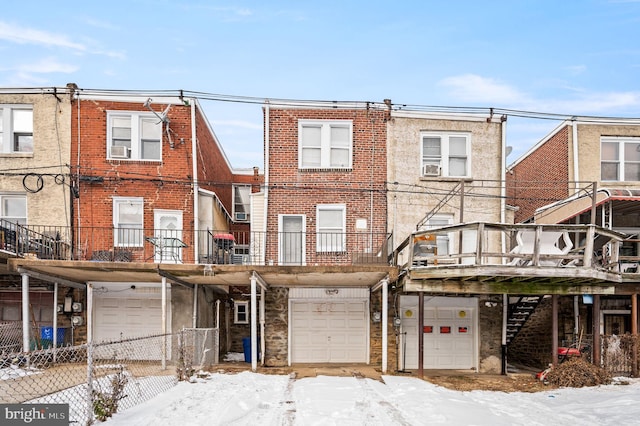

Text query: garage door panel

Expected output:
[291,299,368,363]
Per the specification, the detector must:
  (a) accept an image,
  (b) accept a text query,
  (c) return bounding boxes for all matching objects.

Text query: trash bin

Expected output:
[242,337,260,362]
[40,326,66,348]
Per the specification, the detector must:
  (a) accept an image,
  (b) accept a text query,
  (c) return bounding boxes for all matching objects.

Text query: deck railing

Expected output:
[0,223,391,267]
[395,222,633,273]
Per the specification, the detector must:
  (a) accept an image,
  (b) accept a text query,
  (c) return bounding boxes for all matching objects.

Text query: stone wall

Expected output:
[264,287,289,366]
[478,294,504,373]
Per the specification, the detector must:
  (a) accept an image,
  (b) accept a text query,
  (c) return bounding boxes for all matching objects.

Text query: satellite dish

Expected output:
[506,146,513,156]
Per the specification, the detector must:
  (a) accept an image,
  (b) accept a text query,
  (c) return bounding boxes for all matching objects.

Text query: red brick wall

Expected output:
[265,108,388,264]
[507,125,570,223]
[70,98,250,260]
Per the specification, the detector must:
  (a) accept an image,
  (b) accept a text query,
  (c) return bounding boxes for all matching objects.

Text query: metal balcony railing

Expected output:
[0,222,392,267]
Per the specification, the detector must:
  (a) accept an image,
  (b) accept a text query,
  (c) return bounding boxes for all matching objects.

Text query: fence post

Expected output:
[86,341,94,426]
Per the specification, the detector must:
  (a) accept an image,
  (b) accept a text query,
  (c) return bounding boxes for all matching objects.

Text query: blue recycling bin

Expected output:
[40,326,66,348]
[242,337,260,362]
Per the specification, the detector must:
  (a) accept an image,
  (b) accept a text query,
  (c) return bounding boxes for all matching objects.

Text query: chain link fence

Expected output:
[0,328,218,425]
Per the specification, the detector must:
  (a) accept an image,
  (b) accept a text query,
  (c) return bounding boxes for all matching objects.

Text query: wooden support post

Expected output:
[552,294,558,367]
[632,294,638,378]
[593,294,601,367]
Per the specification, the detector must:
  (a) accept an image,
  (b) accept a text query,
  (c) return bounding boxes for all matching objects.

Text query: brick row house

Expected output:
[1,86,263,358]
[2,86,637,375]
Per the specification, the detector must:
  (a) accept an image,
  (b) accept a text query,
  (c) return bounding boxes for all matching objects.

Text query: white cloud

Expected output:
[438,74,527,104]
[0,21,86,51]
[563,65,587,76]
[15,57,78,74]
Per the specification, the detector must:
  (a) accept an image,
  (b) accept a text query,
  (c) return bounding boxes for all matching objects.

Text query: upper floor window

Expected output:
[107,112,162,161]
[0,106,33,153]
[601,137,640,182]
[233,185,251,222]
[0,194,27,225]
[316,204,346,252]
[299,120,352,169]
[421,132,470,177]
[113,197,144,247]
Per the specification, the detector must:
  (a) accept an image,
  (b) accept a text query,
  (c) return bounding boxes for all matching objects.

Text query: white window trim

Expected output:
[316,204,346,252]
[298,120,353,170]
[234,300,249,324]
[423,214,454,256]
[0,105,34,154]
[106,111,162,161]
[0,194,27,225]
[601,136,640,182]
[420,132,471,178]
[233,184,251,222]
[113,197,144,247]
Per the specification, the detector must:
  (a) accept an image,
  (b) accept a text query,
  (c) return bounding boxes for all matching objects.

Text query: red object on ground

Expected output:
[558,347,581,357]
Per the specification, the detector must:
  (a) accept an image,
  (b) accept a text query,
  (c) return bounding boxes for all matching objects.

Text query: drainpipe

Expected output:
[500,118,508,375]
[501,294,508,375]
[260,286,265,366]
[263,102,270,265]
[572,119,580,194]
[191,99,199,263]
[22,274,30,352]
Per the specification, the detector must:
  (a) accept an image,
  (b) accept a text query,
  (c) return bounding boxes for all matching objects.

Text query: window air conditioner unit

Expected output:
[110,145,130,158]
[234,212,248,221]
[422,163,441,176]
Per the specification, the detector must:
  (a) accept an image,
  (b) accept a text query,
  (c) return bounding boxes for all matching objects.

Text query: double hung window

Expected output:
[316,204,346,252]
[113,197,144,247]
[601,137,640,181]
[108,112,162,160]
[299,120,352,169]
[0,107,33,153]
[421,132,470,177]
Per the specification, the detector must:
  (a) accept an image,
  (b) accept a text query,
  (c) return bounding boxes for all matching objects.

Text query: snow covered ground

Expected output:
[105,370,640,426]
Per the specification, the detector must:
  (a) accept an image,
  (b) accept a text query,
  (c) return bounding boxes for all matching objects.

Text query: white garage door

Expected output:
[400,296,477,370]
[93,284,170,360]
[290,289,369,363]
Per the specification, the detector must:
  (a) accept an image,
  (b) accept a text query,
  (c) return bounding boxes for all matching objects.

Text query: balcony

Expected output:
[0,222,392,267]
[394,222,633,294]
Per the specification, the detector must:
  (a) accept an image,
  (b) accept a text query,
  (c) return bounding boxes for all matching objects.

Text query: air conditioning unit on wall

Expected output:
[422,163,441,176]
[110,145,130,158]
[234,212,248,221]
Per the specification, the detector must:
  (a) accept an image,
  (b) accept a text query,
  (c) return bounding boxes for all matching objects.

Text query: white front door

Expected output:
[279,215,305,265]
[154,210,183,263]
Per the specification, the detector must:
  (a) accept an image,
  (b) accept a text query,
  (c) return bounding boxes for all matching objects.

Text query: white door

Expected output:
[93,284,170,360]
[279,215,305,265]
[154,210,183,263]
[290,299,368,363]
[400,296,477,370]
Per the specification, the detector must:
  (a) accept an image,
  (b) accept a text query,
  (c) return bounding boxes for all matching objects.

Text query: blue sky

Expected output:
[1,1,640,169]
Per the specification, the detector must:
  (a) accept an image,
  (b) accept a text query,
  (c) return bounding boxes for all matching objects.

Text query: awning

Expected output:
[535,188,640,224]
[213,233,235,241]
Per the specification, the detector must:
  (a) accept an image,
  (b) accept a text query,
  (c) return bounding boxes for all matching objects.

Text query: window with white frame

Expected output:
[107,112,162,160]
[421,132,470,177]
[233,185,251,222]
[424,215,453,256]
[299,120,352,169]
[234,300,249,324]
[601,137,640,181]
[316,204,346,252]
[0,106,33,153]
[0,195,27,225]
[113,197,144,247]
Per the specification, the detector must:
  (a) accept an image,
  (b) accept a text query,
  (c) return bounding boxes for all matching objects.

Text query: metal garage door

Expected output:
[290,288,369,363]
[93,284,170,359]
[400,296,477,370]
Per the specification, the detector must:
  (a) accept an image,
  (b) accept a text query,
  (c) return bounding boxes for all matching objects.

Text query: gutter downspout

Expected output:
[191,99,199,264]
[382,278,389,374]
[250,274,258,372]
[263,101,270,265]
[572,119,580,195]
[22,274,29,352]
[192,284,198,328]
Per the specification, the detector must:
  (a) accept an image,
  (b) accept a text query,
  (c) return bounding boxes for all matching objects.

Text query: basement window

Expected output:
[234,300,249,324]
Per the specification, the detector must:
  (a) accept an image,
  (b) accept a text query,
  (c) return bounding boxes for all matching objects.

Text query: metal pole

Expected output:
[418,292,424,379]
[251,275,258,372]
[162,277,167,370]
[22,273,30,352]
[501,294,508,375]
[593,294,601,367]
[632,294,638,377]
[382,279,388,374]
[53,283,58,362]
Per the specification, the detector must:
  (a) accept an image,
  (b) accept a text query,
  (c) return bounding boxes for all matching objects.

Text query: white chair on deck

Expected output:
[510,230,573,266]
